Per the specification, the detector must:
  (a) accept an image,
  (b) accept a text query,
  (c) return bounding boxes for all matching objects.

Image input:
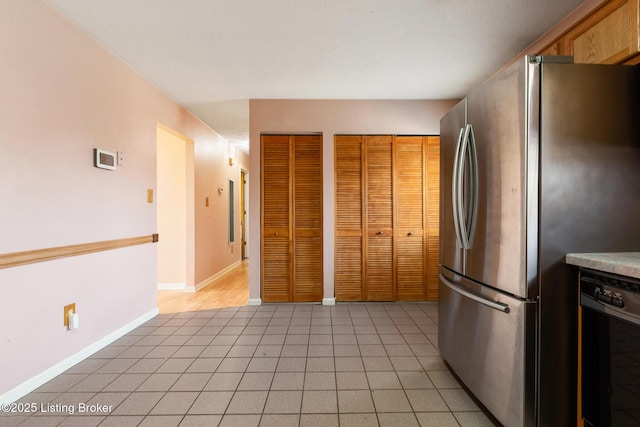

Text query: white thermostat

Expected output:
[94,148,116,170]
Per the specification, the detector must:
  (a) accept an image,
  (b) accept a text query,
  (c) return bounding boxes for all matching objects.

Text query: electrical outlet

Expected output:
[64,303,76,327]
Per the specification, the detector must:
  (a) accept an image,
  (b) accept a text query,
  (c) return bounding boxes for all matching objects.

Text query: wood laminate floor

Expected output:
[158,260,249,314]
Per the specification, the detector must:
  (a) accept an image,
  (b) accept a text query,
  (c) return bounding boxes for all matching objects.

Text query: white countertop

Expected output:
[565,252,640,280]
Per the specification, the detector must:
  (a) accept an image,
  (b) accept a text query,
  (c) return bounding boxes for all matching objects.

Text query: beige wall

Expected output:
[248,99,458,302]
[0,0,243,400]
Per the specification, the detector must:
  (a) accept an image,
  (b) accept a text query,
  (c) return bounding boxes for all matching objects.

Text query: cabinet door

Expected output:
[262,135,291,302]
[335,135,364,301]
[293,135,323,302]
[561,0,640,64]
[365,135,394,301]
[395,136,426,300]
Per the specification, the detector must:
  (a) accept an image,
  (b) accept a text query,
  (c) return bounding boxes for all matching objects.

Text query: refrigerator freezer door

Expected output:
[438,266,536,427]
[464,59,530,298]
[439,99,466,274]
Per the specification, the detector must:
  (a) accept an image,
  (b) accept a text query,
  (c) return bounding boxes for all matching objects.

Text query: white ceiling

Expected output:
[43,0,584,152]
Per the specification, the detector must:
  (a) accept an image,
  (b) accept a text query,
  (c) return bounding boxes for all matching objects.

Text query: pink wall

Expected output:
[248,99,458,302]
[0,0,242,399]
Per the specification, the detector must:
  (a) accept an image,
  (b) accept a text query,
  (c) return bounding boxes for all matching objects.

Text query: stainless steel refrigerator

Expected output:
[438,56,640,427]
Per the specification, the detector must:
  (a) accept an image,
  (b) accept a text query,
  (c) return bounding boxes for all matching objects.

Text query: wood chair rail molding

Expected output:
[0,234,159,270]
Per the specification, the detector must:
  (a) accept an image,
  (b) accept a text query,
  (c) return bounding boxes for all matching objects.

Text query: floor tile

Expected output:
[301,390,337,413]
[186,358,222,373]
[259,414,300,427]
[334,357,364,372]
[378,412,419,426]
[263,390,303,414]
[337,390,375,413]
[396,371,434,390]
[336,371,369,390]
[304,372,336,390]
[339,413,379,426]
[363,357,394,372]
[237,372,274,390]
[366,371,402,389]
[226,391,268,414]
[219,414,260,427]
[138,415,183,426]
[227,345,257,358]
[371,390,412,412]
[204,372,243,391]
[246,358,278,372]
[299,413,338,427]
[188,391,233,414]
[427,370,462,389]
[453,411,496,427]
[415,411,459,427]
[439,388,480,411]
[157,358,195,373]
[216,358,250,373]
[406,389,449,412]
[111,392,165,415]
[270,372,305,390]
[305,357,334,372]
[170,373,212,391]
[137,373,180,392]
[149,391,199,415]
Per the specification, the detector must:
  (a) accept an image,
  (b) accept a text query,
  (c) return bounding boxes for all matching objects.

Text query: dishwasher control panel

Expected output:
[580,268,640,317]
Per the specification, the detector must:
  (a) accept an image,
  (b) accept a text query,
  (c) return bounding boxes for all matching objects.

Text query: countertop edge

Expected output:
[565,252,640,280]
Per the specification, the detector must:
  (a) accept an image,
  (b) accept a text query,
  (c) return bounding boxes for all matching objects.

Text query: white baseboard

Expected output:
[322,298,336,306]
[248,298,262,306]
[185,260,241,293]
[0,308,159,405]
[157,282,186,290]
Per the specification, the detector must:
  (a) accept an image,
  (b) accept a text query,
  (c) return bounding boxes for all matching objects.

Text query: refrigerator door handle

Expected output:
[465,124,479,247]
[440,273,510,313]
[452,127,465,249]
[457,125,471,249]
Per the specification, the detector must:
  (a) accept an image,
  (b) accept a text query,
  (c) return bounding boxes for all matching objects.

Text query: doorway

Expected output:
[156,125,194,290]
[241,169,249,260]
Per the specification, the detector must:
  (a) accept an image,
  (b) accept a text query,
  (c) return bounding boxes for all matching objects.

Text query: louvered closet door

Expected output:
[293,135,323,302]
[335,136,364,301]
[365,135,394,301]
[425,136,440,300]
[395,136,426,300]
[262,135,292,302]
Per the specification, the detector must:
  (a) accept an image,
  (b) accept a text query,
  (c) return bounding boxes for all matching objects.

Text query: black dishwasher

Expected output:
[581,268,640,427]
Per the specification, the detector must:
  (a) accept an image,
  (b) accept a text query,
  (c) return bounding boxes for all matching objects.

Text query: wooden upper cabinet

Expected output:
[540,0,640,64]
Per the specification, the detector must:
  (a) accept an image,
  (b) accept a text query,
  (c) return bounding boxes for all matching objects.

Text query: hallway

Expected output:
[157,261,250,314]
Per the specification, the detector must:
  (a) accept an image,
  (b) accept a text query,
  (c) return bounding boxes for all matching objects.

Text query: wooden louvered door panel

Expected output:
[293,135,323,302]
[334,136,364,301]
[395,136,426,300]
[425,136,440,301]
[365,135,394,301]
[261,135,292,302]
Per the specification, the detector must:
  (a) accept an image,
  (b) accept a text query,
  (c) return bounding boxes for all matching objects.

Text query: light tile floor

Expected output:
[1,303,496,426]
